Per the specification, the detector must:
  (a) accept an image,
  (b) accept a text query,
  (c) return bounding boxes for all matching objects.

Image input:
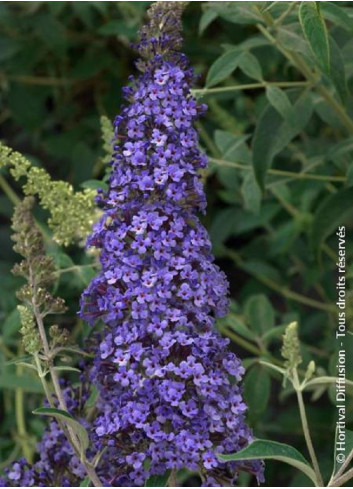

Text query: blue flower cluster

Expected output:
[80,3,264,486]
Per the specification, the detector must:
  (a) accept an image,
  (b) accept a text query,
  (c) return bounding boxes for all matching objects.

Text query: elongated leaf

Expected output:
[33,407,89,452]
[265,86,292,120]
[214,130,251,164]
[277,27,311,56]
[199,9,218,35]
[321,2,353,34]
[220,314,256,341]
[243,366,271,418]
[253,91,313,190]
[238,51,263,81]
[245,294,275,336]
[2,308,20,341]
[0,37,20,62]
[311,187,353,253]
[210,4,264,25]
[0,374,43,393]
[328,36,347,103]
[53,366,81,373]
[145,470,171,487]
[80,477,91,487]
[206,49,243,87]
[218,439,317,485]
[299,2,330,74]
[241,171,261,214]
[5,355,32,366]
[81,179,108,191]
[262,325,287,343]
[328,137,353,160]
[305,376,353,389]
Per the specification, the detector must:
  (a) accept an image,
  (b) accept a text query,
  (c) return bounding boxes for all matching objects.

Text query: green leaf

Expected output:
[34,14,67,53]
[5,355,33,367]
[245,294,275,336]
[238,51,263,81]
[347,165,353,187]
[71,2,94,28]
[145,470,171,487]
[321,2,353,34]
[221,314,256,341]
[51,251,74,269]
[80,179,108,191]
[265,86,292,120]
[80,476,91,487]
[52,366,81,374]
[206,49,243,87]
[241,171,261,214]
[253,91,313,191]
[310,187,353,253]
[210,208,237,250]
[0,374,43,393]
[85,385,99,409]
[328,137,353,161]
[199,9,218,35]
[214,130,251,164]
[8,85,49,131]
[218,439,317,485]
[262,325,287,344]
[277,27,311,56]
[243,366,271,418]
[98,21,136,39]
[328,36,347,103]
[299,2,330,74]
[2,308,20,341]
[0,36,21,62]
[33,407,89,453]
[209,4,264,25]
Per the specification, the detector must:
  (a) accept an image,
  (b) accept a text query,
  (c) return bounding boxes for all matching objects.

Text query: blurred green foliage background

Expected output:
[1,1,353,486]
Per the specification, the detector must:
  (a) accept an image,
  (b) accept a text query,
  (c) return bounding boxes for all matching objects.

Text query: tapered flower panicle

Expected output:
[80,2,263,486]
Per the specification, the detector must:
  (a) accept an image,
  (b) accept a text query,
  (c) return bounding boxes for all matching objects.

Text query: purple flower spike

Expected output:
[80,2,264,486]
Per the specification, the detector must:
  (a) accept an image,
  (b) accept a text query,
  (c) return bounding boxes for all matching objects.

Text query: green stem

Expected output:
[34,354,55,406]
[4,74,70,86]
[219,327,260,357]
[293,369,324,487]
[15,363,33,463]
[167,469,178,487]
[329,467,353,487]
[329,447,353,486]
[209,157,346,183]
[220,326,286,369]
[30,273,103,486]
[273,1,298,26]
[196,122,221,158]
[192,80,310,96]
[55,264,97,275]
[0,174,21,205]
